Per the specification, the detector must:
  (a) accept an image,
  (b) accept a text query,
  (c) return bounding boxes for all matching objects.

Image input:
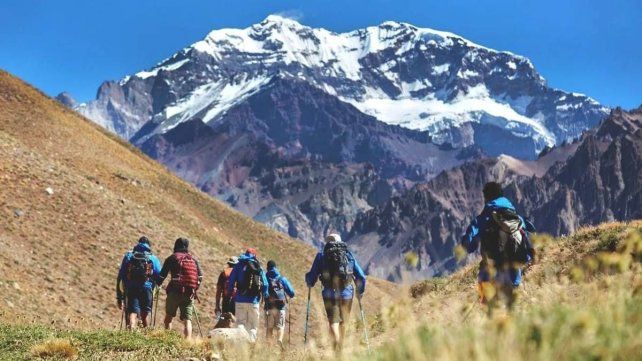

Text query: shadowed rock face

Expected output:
[139,77,478,246]
[349,107,642,283]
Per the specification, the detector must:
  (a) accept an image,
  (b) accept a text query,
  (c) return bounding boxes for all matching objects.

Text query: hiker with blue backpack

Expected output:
[116,236,162,330]
[264,260,295,349]
[461,182,536,306]
[305,234,366,351]
[227,248,268,342]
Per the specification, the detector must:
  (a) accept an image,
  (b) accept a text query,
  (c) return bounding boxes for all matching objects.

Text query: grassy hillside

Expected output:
[355,221,642,361]
[2,221,640,360]
[0,70,396,341]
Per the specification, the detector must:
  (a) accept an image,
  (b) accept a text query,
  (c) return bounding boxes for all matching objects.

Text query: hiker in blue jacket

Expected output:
[226,248,268,342]
[306,234,366,350]
[265,260,295,348]
[116,236,162,330]
[461,182,535,304]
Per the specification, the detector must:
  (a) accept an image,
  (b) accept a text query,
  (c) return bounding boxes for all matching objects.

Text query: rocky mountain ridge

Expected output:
[349,106,642,282]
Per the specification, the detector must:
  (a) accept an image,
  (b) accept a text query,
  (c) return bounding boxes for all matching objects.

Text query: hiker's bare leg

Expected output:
[267,325,274,342]
[128,313,137,330]
[339,321,346,343]
[329,322,341,348]
[164,315,172,330]
[141,312,149,328]
[184,320,193,338]
[277,327,285,343]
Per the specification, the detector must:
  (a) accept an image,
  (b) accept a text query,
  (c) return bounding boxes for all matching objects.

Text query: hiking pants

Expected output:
[235,302,260,342]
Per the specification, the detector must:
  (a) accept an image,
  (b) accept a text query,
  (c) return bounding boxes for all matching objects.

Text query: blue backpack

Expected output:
[267,276,286,308]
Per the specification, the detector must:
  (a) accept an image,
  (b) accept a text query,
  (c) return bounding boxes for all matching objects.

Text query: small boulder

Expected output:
[13,209,24,217]
[45,187,54,195]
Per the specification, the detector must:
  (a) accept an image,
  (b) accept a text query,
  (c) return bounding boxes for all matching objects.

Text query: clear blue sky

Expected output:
[1,0,640,108]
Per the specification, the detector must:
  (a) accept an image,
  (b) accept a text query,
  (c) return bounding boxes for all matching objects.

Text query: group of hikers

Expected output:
[116,233,366,350]
[115,181,533,349]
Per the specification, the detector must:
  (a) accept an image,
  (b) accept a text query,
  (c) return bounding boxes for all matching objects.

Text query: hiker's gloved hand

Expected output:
[215,306,221,314]
[117,299,124,310]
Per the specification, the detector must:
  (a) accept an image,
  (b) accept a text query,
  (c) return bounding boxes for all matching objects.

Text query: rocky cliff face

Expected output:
[139,77,476,245]
[349,107,642,282]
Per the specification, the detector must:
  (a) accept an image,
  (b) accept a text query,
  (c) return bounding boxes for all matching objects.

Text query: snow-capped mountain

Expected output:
[76,15,608,158]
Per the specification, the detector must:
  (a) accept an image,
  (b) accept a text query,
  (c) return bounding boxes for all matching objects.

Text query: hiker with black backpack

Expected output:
[264,260,295,349]
[116,236,162,330]
[461,182,536,306]
[305,234,366,351]
[157,238,203,338]
[226,248,268,343]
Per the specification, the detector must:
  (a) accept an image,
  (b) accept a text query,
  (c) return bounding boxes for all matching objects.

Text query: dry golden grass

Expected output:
[30,338,78,359]
[0,70,397,341]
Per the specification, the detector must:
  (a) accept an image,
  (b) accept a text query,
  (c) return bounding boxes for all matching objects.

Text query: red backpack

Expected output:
[170,252,199,294]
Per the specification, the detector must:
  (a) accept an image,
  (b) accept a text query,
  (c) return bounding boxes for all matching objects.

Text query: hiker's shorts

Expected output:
[266,308,286,330]
[126,288,153,315]
[222,297,235,314]
[165,292,194,321]
[323,297,353,324]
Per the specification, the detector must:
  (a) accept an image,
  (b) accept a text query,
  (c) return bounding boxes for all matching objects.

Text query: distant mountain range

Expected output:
[59,16,635,283]
[349,106,642,282]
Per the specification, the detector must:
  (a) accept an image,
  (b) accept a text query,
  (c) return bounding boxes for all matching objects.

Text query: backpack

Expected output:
[321,241,354,289]
[223,268,235,298]
[481,208,532,266]
[171,252,199,294]
[238,259,263,298]
[267,276,286,309]
[126,252,153,287]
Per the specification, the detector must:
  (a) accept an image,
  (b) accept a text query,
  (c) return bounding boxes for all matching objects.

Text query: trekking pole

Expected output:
[357,295,371,353]
[287,296,291,346]
[303,287,311,344]
[152,288,159,328]
[119,295,127,331]
[119,301,125,331]
[192,293,204,338]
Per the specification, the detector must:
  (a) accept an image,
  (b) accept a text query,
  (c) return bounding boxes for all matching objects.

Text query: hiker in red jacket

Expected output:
[157,238,203,338]
[215,256,238,317]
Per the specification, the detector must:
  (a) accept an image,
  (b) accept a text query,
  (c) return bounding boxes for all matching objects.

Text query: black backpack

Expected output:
[238,259,263,297]
[321,241,354,288]
[126,252,153,287]
[481,208,532,266]
[267,276,286,309]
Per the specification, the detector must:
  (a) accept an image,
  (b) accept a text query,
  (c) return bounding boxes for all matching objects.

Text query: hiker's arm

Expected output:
[215,272,225,310]
[353,256,367,295]
[261,270,269,298]
[461,216,482,253]
[194,258,204,286]
[226,264,238,295]
[116,254,128,300]
[116,278,124,302]
[151,256,162,284]
[157,257,172,286]
[282,277,295,298]
[305,253,322,288]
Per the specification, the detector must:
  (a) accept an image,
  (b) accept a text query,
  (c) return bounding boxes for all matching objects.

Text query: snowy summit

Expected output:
[76,15,609,158]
